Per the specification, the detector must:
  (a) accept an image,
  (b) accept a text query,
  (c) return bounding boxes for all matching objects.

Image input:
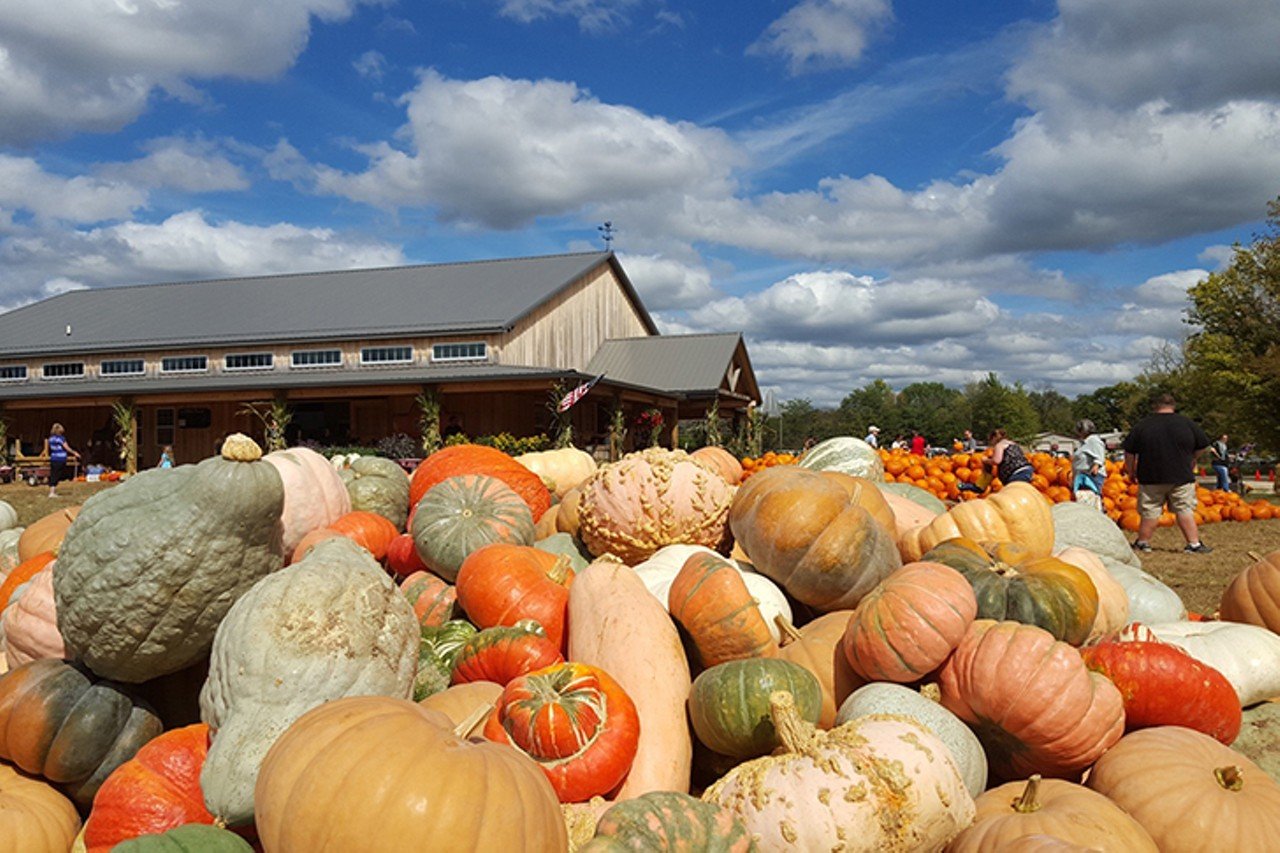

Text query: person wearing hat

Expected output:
[864,425,880,448]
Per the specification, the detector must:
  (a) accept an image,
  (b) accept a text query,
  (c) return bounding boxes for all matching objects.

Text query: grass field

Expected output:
[4,479,1278,616]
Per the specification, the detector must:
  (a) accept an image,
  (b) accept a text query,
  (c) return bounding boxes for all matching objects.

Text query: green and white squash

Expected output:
[340,455,412,531]
[1051,501,1141,568]
[836,682,988,798]
[534,532,590,573]
[0,500,17,533]
[797,436,885,481]
[580,791,752,852]
[111,824,254,852]
[0,527,23,578]
[199,537,418,826]
[55,433,286,682]
[410,474,535,582]
[414,619,478,700]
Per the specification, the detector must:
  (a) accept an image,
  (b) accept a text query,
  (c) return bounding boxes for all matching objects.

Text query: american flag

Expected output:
[557,374,604,412]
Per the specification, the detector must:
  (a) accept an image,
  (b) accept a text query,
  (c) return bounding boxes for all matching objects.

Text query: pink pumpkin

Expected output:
[265,446,352,556]
[577,448,734,565]
[939,619,1125,780]
[3,564,66,667]
[881,492,940,560]
[842,561,976,682]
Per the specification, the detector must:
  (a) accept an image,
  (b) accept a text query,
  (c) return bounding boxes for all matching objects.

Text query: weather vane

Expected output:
[597,221,616,250]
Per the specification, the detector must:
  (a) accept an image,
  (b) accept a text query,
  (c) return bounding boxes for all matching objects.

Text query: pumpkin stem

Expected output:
[220,433,263,462]
[454,702,494,738]
[919,683,942,703]
[770,690,820,756]
[1216,765,1245,792]
[1248,551,1263,563]
[774,614,803,645]
[1012,775,1043,812]
[547,553,574,586]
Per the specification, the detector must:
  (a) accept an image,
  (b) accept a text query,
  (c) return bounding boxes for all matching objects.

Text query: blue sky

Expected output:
[2,0,1278,404]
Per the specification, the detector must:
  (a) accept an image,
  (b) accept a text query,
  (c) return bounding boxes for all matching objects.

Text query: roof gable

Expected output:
[586,332,757,400]
[0,251,615,357]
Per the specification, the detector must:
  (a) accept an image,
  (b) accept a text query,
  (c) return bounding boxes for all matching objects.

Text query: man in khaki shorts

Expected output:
[1122,393,1212,554]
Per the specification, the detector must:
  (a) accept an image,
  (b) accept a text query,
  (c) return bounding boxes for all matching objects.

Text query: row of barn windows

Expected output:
[0,343,487,382]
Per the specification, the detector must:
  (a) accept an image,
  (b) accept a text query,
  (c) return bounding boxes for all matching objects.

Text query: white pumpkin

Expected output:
[633,544,791,643]
[0,527,23,579]
[0,500,17,533]
[1117,620,1280,707]
[199,537,418,826]
[1051,501,1141,568]
[705,692,974,850]
[1106,559,1187,624]
[797,436,885,481]
[836,682,988,799]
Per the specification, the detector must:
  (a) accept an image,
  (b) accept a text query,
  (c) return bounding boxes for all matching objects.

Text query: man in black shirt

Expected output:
[1122,394,1212,554]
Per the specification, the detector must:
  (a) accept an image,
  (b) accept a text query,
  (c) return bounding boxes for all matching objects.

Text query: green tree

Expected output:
[1184,197,1280,450]
[1028,387,1075,435]
[964,373,1039,441]
[897,382,971,446]
[838,380,899,438]
[1071,383,1137,433]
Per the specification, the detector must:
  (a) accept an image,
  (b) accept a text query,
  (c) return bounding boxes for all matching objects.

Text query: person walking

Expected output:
[910,429,927,456]
[1123,394,1212,554]
[41,423,80,498]
[1210,434,1230,491]
[863,425,880,448]
[1071,419,1107,511]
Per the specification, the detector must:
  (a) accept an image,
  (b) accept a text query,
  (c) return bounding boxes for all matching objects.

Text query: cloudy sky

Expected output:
[2,0,1278,405]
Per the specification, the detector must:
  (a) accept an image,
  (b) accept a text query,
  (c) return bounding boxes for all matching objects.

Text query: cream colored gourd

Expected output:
[2,566,65,668]
[0,528,23,578]
[514,447,598,499]
[265,446,352,556]
[880,491,940,560]
[568,558,692,798]
[1051,501,1142,568]
[633,545,792,644]
[705,693,973,851]
[199,537,418,826]
[899,482,1053,563]
[1053,546,1129,641]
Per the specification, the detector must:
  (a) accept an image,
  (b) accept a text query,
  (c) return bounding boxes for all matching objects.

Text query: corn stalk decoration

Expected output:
[0,415,9,466]
[111,398,138,475]
[240,394,292,452]
[416,389,442,456]
[703,399,723,447]
[608,406,627,461]
[546,381,574,449]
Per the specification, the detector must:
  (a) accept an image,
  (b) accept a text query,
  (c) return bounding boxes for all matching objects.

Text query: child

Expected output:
[158,446,174,469]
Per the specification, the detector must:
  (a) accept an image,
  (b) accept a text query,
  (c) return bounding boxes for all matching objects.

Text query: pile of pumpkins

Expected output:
[2,433,1280,851]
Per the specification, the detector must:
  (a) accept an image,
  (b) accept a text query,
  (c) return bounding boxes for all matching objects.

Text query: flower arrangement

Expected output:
[634,408,664,448]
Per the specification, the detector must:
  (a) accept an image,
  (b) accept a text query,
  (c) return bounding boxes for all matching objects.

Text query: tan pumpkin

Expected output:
[0,760,81,853]
[729,466,901,611]
[17,507,79,563]
[1087,726,1280,852]
[668,552,777,667]
[881,490,940,560]
[568,558,692,799]
[418,682,504,738]
[899,483,1052,563]
[514,448,598,499]
[2,565,66,668]
[995,836,1097,853]
[1053,546,1130,641]
[555,486,584,538]
[703,692,974,850]
[775,611,859,728]
[578,448,733,565]
[254,696,567,851]
[1220,549,1280,634]
[690,446,744,486]
[948,774,1157,852]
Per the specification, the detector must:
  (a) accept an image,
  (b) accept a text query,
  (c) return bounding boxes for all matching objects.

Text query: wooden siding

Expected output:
[499,265,652,371]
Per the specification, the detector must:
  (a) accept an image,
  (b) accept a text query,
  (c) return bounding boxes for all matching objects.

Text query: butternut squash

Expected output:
[568,558,692,798]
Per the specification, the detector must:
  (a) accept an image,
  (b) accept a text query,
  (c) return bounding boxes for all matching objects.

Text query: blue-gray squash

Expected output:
[199,536,418,826]
[340,455,411,531]
[111,823,254,852]
[54,434,286,683]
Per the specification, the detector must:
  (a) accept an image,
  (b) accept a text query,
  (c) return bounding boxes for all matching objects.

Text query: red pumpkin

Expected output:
[327,511,399,562]
[385,533,428,578]
[1079,640,1241,744]
[842,561,976,683]
[80,725,214,853]
[410,444,551,521]
[939,620,1125,780]
[484,662,640,802]
[455,544,575,649]
[451,621,564,687]
[399,571,456,629]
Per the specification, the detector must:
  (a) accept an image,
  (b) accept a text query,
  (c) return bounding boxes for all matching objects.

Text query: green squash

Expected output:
[876,481,947,514]
[414,619,477,700]
[797,436,885,481]
[112,824,254,852]
[54,434,285,682]
[533,531,590,573]
[410,474,535,582]
[689,659,822,758]
[199,537,419,826]
[581,791,753,852]
[341,456,411,531]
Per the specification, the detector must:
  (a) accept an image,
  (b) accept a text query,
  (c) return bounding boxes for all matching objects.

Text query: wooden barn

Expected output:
[0,252,759,468]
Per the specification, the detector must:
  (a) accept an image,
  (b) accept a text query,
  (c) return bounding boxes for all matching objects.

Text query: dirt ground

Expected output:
[4,480,1279,616]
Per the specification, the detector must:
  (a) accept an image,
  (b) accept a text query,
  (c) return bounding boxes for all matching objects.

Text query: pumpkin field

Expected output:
[2,434,1280,851]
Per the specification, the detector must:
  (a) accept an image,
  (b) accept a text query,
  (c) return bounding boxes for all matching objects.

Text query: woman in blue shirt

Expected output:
[41,423,81,498]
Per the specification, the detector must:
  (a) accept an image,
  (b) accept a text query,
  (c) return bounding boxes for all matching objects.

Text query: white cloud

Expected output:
[279,71,742,228]
[616,253,719,310]
[496,0,643,32]
[353,50,387,81]
[1198,244,1236,269]
[0,155,146,223]
[96,137,249,193]
[1133,269,1206,306]
[748,0,893,75]
[0,0,374,143]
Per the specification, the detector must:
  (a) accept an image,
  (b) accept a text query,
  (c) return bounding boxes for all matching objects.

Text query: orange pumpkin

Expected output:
[0,760,80,853]
[409,444,551,521]
[399,571,456,628]
[668,552,777,667]
[691,446,744,485]
[327,510,399,561]
[776,610,860,728]
[455,544,574,649]
[1220,549,1280,634]
[0,553,55,615]
[16,507,79,563]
